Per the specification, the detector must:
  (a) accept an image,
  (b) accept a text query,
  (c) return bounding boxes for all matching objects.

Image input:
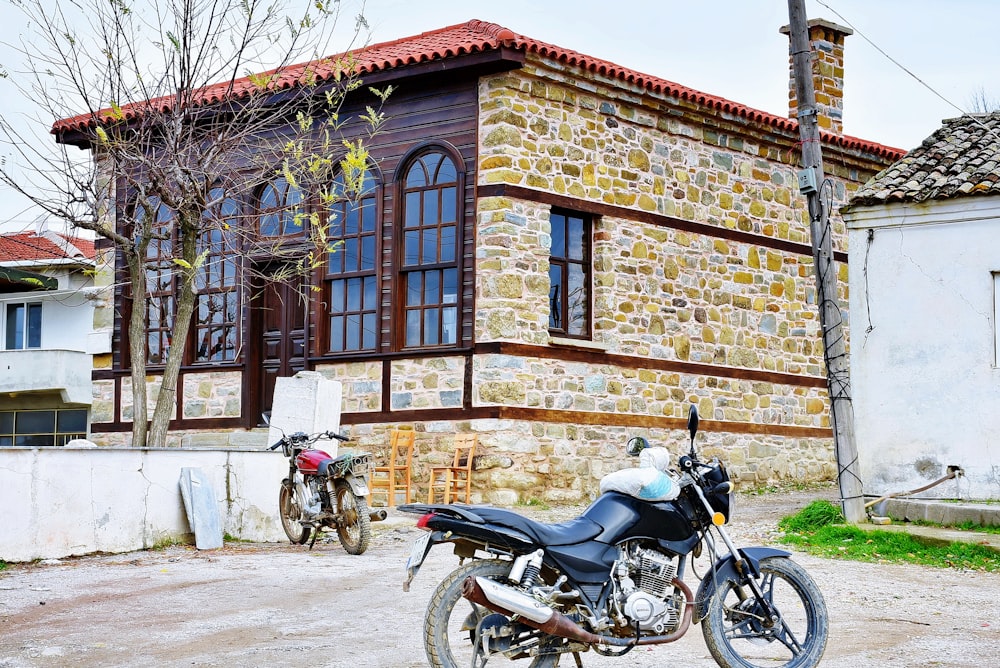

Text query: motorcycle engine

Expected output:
[613,544,681,633]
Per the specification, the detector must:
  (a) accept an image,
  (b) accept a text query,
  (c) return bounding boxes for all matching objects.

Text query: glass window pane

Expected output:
[422,228,438,264]
[549,264,563,330]
[442,306,457,344]
[345,205,359,236]
[363,276,376,309]
[423,194,439,227]
[406,162,426,188]
[405,192,422,228]
[27,303,41,348]
[56,409,87,435]
[551,213,566,257]
[330,280,345,312]
[424,270,440,303]
[347,277,361,311]
[17,410,55,433]
[435,156,455,183]
[424,308,439,345]
[362,313,376,349]
[405,310,421,346]
[569,215,585,260]
[361,235,375,271]
[440,225,456,263]
[0,412,13,433]
[360,199,376,232]
[441,188,457,225]
[407,273,422,306]
[404,231,420,266]
[568,264,587,336]
[346,314,361,350]
[424,153,442,181]
[443,269,458,304]
[16,434,54,447]
[344,237,359,271]
[5,304,22,350]
[330,315,344,351]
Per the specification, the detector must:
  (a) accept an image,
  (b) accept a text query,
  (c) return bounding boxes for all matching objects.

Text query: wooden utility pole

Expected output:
[786,0,865,522]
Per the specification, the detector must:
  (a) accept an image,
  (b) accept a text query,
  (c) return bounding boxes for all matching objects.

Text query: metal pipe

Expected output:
[461,576,695,647]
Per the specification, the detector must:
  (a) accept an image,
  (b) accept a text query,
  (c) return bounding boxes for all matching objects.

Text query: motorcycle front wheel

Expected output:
[333,480,371,555]
[702,556,828,668]
[424,559,562,668]
[278,480,310,544]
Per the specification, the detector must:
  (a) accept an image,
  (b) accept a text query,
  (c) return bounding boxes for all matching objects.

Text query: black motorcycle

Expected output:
[400,406,828,668]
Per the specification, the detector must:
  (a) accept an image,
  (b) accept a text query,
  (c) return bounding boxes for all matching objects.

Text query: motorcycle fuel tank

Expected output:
[584,491,697,545]
[295,448,334,475]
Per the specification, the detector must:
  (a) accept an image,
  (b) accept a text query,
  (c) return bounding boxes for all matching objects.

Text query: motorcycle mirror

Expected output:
[261,412,271,426]
[687,404,699,457]
[625,436,649,457]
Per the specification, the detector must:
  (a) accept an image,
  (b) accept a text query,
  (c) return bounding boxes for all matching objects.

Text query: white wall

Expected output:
[845,198,1000,500]
[0,447,289,562]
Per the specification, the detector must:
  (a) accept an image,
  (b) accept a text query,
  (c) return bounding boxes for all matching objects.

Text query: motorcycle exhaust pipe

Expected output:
[369,509,388,522]
[461,575,694,647]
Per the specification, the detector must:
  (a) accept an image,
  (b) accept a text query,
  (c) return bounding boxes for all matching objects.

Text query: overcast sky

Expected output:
[1,0,997,232]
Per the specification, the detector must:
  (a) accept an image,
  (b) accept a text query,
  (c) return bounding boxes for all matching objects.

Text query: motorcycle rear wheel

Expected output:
[333,480,371,555]
[702,556,828,668]
[424,559,562,668]
[278,480,310,544]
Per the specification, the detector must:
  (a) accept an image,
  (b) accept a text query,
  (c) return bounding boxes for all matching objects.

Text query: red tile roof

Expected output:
[0,231,96,263]
[52,19,903,160]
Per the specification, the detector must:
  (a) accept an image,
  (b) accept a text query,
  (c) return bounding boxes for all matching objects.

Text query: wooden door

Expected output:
[252,265,306,419]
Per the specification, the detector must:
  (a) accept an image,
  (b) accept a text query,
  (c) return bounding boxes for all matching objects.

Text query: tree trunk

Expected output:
[147,221,199,448]
[125,253,149,449]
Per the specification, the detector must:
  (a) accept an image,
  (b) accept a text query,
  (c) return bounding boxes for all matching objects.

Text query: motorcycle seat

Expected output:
[468,507,603,547]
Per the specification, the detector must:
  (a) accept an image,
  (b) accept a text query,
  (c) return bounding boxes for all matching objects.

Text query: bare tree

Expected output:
[0,0,388,447]
[967,86,1000,113]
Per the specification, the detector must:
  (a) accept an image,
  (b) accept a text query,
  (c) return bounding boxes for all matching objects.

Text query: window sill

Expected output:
[549,336,608,352]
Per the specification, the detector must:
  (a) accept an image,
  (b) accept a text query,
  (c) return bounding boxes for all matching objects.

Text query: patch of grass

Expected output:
[150,536,185,551]
[517,498,550,510]
[0,560,7,572]
[912,519,1000,535]
[223,533,250,543]
[778,500,1000,572]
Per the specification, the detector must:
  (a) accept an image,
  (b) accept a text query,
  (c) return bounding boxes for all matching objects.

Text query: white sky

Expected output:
[1,0,998,232]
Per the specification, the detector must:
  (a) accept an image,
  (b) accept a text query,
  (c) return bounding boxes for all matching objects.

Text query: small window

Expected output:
[0,409,88,447]
[4,302,42,350]
[548,210,591,338]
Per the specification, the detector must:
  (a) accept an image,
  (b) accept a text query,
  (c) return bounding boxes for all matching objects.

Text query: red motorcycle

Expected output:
[267,421,385,554]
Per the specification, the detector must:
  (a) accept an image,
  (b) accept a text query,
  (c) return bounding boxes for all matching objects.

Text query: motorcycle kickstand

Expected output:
[572,651,584,667]
[308,528,318,550]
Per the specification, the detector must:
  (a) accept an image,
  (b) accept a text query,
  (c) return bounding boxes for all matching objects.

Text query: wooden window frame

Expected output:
[192,187,242,364]
[396,147,463,351]
[548,209,592,339]
[323,169,381,354]
[256,175,305,238]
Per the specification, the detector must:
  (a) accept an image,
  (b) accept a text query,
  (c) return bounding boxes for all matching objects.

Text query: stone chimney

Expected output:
[779,18,853,135]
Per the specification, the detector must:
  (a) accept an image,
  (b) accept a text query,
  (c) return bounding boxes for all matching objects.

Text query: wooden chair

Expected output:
[368,428,415,508]
[426,434,478,504]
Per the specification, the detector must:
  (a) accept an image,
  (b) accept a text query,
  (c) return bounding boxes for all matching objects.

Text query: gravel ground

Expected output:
[1,485,998,667]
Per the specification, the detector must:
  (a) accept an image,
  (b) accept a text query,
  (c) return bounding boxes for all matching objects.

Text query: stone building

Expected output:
[61,19,902,503]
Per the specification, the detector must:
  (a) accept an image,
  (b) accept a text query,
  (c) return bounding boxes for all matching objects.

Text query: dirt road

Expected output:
[1,488,998,667]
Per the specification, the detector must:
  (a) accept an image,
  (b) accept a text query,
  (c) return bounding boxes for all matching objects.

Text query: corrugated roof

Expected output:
[52,19,902,160]
[0,231,96,263]
[848,112,1000,206]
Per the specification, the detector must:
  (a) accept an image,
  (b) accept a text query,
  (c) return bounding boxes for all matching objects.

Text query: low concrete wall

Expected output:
[1,447,289,562]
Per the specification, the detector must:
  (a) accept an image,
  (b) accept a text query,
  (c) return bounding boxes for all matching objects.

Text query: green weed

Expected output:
[778,500,1000,572]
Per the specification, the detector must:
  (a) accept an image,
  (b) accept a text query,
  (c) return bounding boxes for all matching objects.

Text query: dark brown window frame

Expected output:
[323,168,381,354]
[548,208,592,339]
[395,145,464,351]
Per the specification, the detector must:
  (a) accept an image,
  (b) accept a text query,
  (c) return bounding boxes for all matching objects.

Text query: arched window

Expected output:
[194,187,240,362]
[325,170,378,352]
[399,150,460,348]
[257,175,303,237]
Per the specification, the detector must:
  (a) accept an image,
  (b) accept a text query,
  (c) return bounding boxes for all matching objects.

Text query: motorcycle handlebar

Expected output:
[269,429,351,451]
